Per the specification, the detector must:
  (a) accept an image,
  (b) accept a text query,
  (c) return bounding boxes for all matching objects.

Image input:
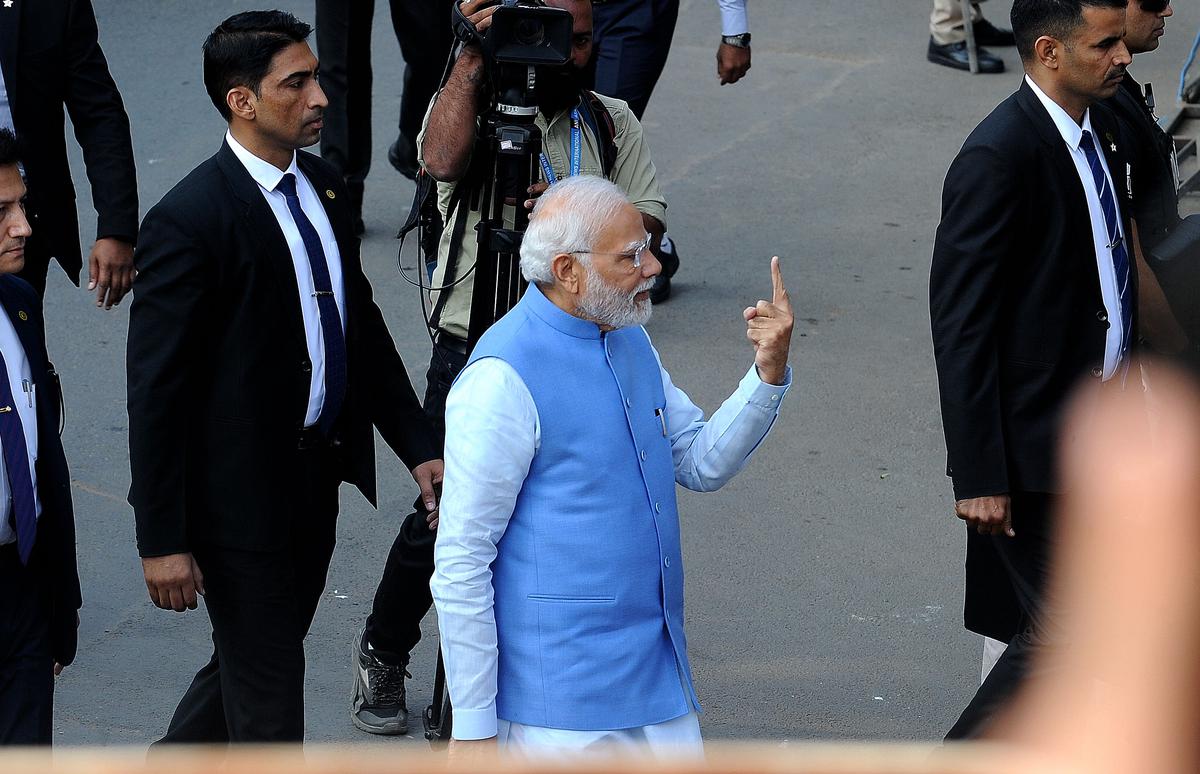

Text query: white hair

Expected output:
[519,175,633,285]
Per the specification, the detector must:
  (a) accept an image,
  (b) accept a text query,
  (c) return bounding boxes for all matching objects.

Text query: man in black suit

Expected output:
[0,128,82,745]
[1103,0,1192,359]
[930,0,1134,739]
[127,11,442,744]
[0,0,138,308]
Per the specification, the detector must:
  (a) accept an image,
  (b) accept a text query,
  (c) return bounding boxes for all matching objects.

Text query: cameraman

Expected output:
[349,0,668,736]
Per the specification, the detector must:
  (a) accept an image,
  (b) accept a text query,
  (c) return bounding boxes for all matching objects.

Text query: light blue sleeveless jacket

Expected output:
[466,284,699,730]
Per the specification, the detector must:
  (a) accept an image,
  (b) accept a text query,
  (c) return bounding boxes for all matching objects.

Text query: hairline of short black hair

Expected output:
[1011,0,1128,62]
[202,10,313,121]
[0,128,19,170]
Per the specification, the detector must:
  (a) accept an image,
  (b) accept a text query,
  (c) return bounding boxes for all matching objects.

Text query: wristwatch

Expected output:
[721,33,751,48]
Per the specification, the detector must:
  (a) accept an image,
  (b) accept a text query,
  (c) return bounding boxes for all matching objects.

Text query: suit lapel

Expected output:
[298,152,356,330]
[1015,81,1093,240]
[215,141,307,353]
[0,277,45,378]
[0,0,21,112]
[1092,106,1131,216]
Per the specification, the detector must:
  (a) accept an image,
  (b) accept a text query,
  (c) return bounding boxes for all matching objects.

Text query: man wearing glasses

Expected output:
[349,0,670,736]
[431,176,793,755]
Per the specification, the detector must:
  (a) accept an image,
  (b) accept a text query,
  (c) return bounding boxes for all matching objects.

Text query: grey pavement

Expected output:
[45,0,1200,747]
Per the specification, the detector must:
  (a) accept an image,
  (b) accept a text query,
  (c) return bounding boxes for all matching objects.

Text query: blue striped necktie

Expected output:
[275,173,347,436]
[0,348,36,565]
[1078,130,1133,368]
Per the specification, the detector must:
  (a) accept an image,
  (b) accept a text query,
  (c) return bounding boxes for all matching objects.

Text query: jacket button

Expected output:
[654,502,662,513]
[1096,310,1108,322]
[301,360,312,373]
[663,556,671,568]
[1090,367,1103,378]
[640,449,647,461]
[625,398,632,408]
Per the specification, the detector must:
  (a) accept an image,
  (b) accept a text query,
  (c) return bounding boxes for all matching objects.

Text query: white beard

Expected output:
[576,264,656,329]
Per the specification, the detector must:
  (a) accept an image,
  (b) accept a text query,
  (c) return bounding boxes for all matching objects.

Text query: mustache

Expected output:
[634,277,656,295]
[1105,66,1127,81]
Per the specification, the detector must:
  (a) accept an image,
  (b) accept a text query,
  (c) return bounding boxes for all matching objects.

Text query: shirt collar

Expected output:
[225,130,301,192]
[1025,75,1094,151]
[524,282,603,340]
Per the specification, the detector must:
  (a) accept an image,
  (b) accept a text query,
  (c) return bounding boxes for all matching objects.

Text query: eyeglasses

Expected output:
[1141,0,1171,13]
[569,233,653,269]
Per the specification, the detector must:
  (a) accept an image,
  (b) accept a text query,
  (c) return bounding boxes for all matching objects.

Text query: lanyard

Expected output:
[538,109,581,185]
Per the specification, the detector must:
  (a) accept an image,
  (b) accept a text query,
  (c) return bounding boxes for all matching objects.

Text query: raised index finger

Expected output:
[770,256,788,306]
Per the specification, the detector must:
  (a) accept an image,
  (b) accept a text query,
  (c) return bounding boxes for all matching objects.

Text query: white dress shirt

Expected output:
[0,312,40,546]
[718,0,749,35]
[432,334,791,743]
[226,131,346,426]
[1025,76,1127,380]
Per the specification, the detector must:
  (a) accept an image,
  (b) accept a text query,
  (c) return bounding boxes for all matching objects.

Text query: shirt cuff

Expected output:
[451,705,499,740]
[737,364,792,409]
[721,5,749,36]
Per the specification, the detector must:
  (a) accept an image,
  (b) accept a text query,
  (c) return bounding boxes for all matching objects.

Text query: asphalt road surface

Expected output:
[45,0,1200,747]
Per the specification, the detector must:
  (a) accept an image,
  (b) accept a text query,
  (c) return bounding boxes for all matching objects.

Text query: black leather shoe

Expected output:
[387,134,420,180]
[927,38,1005,74]
[972,19,1015,47]
[649,234,681,304]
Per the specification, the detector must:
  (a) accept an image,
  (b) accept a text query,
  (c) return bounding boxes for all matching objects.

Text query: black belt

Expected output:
[435,332,469,356]
[297,426,331,451]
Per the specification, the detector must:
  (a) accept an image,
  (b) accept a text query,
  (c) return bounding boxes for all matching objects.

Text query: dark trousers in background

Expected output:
[16,233,55,298]
[156,447,340,744]
[589,0,680,119]
[363,343,466,661]
[0,544,53,745]
[946,492,1058,740]
[315,0,455,207]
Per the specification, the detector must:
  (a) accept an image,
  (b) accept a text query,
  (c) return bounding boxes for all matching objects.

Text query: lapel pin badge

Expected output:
[17,311,27,321]
[325,189,336,200]
[2,1,13,8]
[1105,132,1117,152]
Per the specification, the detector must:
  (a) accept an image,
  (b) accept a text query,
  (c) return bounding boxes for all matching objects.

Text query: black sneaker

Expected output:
[350,626,411,735]
[650,233,681,304]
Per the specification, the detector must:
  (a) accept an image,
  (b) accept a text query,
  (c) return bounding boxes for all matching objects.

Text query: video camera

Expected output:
[452,0,574,113]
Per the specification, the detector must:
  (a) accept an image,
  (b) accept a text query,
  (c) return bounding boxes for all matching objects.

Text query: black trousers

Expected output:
[156,446,340,744]
[315,0,455,206]
[589,0,680,120]
[946,492,1058,740]
[362,343,466,661]
[15,231,55,298]
[0,543,54,745]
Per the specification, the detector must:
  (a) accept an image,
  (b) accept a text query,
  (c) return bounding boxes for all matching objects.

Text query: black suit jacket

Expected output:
[1106,73,1178,252]
[931,80,1134,501]
[0,275,80,664]
[0,0,138,282]
[127,142,436,557]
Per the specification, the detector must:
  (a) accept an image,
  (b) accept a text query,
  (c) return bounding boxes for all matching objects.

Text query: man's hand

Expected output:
[142,552,206,612]
[459,0,500,40]
[744,256,793,386]
[955,494,1015,537]
[412,459,445,529]
[523,181,550,210]
[448,737,498,762]
[87,237,134,309]
[717,42,751,85]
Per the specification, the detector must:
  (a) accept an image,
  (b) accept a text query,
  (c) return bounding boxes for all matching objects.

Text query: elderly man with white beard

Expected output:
[431,175,795,757]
